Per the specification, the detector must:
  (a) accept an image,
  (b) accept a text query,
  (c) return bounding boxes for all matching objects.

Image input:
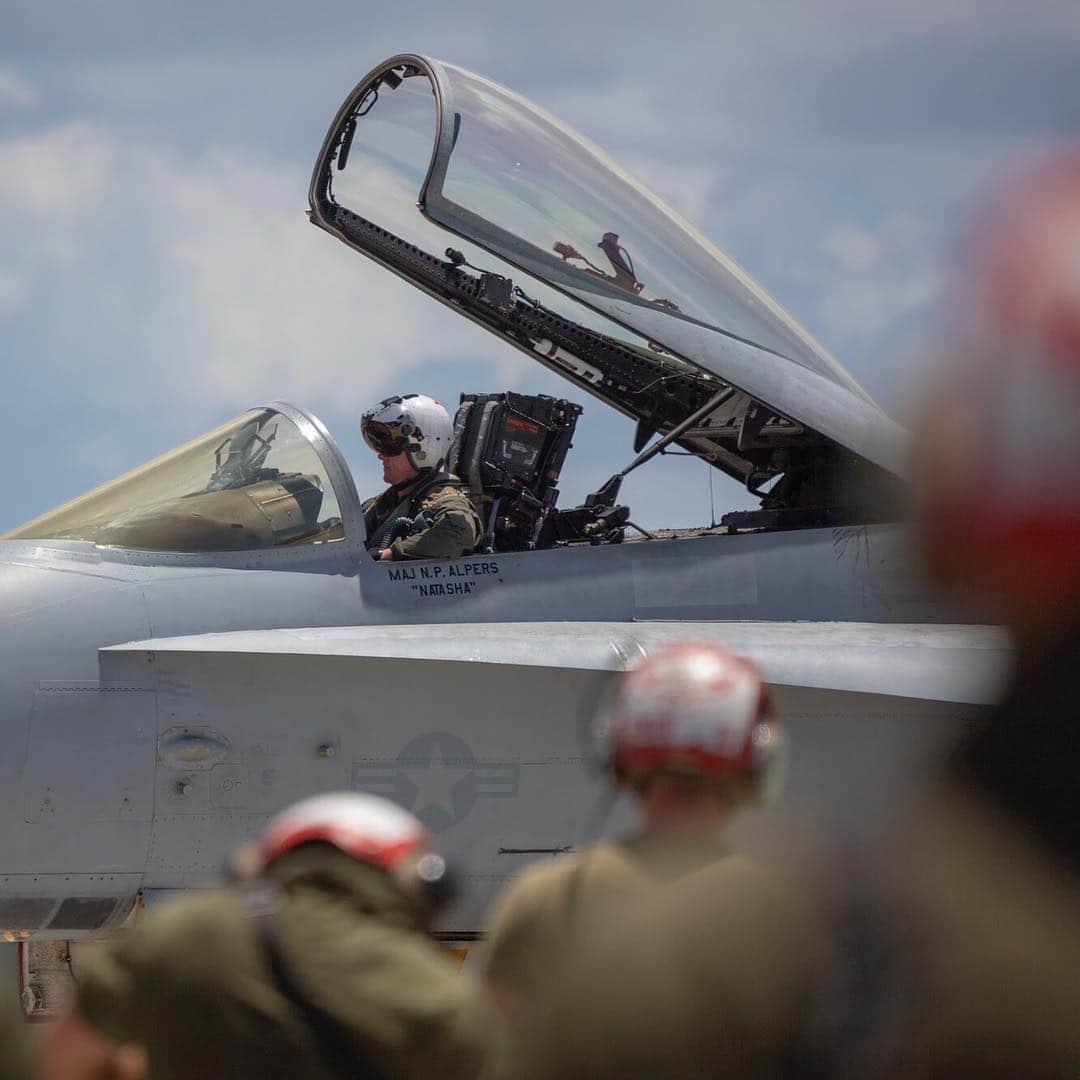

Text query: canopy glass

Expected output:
[425,63,874,402]
[4,409,347,551]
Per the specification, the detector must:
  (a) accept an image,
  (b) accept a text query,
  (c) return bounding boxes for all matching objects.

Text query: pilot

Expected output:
[360,394,482,560]
[35,793,500,1080]
[482,642,805,1076]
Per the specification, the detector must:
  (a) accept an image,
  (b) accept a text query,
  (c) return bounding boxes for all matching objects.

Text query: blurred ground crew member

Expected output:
[360,394,481,561]
[916,147,1080,652]
[837,148,1080,1078]
[483,642,808,1076]
[34,793,500,1080]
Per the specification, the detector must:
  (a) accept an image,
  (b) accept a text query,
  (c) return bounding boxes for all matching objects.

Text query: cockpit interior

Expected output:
[1,394,624,554]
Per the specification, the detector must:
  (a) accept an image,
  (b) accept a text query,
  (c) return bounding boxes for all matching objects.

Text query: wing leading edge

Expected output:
[105,621,1009,706]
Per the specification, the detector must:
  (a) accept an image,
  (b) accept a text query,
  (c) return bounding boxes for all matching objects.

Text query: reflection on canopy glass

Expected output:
[433,64,870,399]
[4,409,345,551]
[328,72,439,250]
[328,68,695,364]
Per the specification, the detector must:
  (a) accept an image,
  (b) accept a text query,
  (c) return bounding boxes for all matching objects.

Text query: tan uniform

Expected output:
[813,629,1080,1077]
[76,846,499,1080]
[363,473,482,560]
[484,832,810,1078]
[885,792,1080,1078]
[485,832,731,1008]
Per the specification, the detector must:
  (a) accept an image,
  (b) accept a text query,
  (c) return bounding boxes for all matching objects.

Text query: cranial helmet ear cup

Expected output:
[748,722,790,807]
[226,841,265,883]
[392,851,458,914]
[415,852,457,911]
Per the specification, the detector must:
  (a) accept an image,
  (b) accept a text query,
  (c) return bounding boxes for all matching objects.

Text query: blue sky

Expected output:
[2,1,1078,531]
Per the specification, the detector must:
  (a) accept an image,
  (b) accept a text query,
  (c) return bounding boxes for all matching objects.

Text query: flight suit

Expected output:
[883,791,1080,1078]
[75,845,500,1080]
[832,626,1080,1078]
[484,832,812,1079]
[797,625,1080,1078]
[485,832,732,1009]
[363,473,482,560]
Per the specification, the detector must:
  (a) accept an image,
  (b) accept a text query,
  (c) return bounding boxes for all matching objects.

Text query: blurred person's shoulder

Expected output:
[515,852,816,1079]
[95,886,250,974]
[892,786,1080,1076]
[489,841,624,915]
[484,841,639,983]
[77,888,252,1005]
[488,834,749,938]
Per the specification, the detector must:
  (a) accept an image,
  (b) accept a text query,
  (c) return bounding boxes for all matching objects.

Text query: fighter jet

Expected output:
[0,53,1007,1012]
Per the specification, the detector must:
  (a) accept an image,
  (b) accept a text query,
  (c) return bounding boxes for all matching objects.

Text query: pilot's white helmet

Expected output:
[253,792,455,911]
[594,641,787,804]
[361,394,454,472]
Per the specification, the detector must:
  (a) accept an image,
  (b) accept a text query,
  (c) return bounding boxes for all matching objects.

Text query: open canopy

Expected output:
[309,54,908,524]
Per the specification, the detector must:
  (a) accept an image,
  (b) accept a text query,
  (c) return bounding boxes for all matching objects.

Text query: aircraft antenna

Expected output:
[708,460,717,528]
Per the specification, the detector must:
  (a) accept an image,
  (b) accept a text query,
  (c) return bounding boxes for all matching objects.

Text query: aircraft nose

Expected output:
[0,546,155,926]
[0,544,151,791]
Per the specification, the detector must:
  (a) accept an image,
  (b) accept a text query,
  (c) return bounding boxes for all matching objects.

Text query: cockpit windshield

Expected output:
[425,64,871,401]
[4,409,346,551]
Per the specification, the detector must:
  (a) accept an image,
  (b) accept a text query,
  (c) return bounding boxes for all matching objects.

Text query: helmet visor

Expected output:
[361,418,412,456]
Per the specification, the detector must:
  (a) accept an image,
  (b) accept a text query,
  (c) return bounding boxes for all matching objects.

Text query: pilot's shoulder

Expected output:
[416,478,478,513]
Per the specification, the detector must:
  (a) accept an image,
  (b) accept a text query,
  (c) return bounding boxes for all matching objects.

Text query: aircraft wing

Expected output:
[104,621,1009,706]
[97,621,1007,926]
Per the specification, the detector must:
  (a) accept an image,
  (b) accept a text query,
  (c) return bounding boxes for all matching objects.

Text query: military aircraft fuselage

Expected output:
[0,516,986,940]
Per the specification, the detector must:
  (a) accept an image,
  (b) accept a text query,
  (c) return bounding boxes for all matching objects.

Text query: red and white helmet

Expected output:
[258,792,454,908]
[361,393,454,472]
[918,147,1080,628]
[595,642,786,803]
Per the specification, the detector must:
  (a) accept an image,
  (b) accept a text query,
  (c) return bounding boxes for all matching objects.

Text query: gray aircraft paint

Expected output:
[0,401,1005,937]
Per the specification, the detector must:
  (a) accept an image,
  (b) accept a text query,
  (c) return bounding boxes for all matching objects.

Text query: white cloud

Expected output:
[819,267,941,345]
[140,152,500,414]
[0,123,115,216]
[620,156,720,227]
[816,214,941,346]
[0,121,502,419]
[0,68,37,109]
[700,164,945,394]
[822,225,880,274]
[0,123,120,272]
